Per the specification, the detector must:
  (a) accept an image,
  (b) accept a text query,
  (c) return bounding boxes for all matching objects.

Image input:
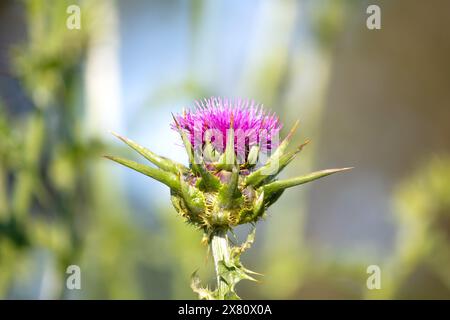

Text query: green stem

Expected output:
[211,229,231,299]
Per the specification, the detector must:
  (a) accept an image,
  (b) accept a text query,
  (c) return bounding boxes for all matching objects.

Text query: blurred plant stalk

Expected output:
[0,0,100,298]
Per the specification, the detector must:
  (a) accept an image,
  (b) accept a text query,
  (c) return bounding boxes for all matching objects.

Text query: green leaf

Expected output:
[262,167,353,197]
[231,226,256,257]
[105,155,181,192]
[218,259,257,294]
[213,228,261,299]
[190,271,215,300]
[111,131,187,174]
[230,227,262,277]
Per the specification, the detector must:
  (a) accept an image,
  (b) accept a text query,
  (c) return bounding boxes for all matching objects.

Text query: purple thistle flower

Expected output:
[172,97,282,161]
[107,96,351,300]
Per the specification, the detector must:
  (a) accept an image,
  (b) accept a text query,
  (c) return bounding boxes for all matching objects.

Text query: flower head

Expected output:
[172,97,282,165]
[107,97,350,230]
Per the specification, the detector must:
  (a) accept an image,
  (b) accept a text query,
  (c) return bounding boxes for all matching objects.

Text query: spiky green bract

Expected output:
[104,155,181,192]
[111,131,187,174]
[262,167,353,198]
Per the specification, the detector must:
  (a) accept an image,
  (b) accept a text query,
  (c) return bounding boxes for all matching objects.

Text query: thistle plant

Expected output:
[106,97,350,299]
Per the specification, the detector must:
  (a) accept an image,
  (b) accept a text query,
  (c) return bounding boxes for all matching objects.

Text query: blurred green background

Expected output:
[0,0,449,299]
